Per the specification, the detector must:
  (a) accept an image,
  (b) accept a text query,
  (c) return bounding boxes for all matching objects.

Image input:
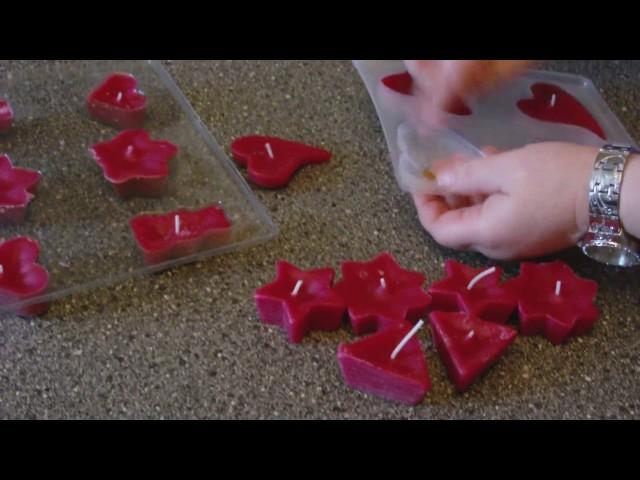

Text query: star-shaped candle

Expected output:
[231,135,332,188]
[0,236,50,316]
[130,204,232,266]
[337,321,431,405]
[509,261,599,344]
[0,154,42,224]
[0,98,14,134]
[334,252,431,335]
[429,311,517,392]
[90,129,178,198]
[87,73,147,129]
[255,261,347,343]
[427,260,518,324]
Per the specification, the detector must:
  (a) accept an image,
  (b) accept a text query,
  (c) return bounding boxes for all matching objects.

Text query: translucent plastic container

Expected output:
[354,60,637,194]
[0,60,277,313]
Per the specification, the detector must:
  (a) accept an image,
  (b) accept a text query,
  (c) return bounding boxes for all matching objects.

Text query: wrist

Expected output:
[574,146,599,241]
[577,144,640,267]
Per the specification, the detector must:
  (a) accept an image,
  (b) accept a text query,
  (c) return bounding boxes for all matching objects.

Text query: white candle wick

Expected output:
[174,215,181,234]
[116,92,123,103]
[465,330,475,341]
[125,145,134,157]
[291,279,303,296]
[380,277,387,289]
[550,94,556,107]
[467,266,496,291]
[391,320,425,360]
[265,142,274,159]
[555,280,562,296]
[0,264,3,275]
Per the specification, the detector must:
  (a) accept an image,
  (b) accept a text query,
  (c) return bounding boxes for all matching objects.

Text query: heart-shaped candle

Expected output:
[130,204,232,266]
[231,135,332,188]
[508,261,599,345]
[380,71,473,116]
[517,83,606,140]
[90,129,178,198]
[255,261,347,343]
[381,72,415,95]
[429,311,517,392]
[427,260,518,324]
[0,98,14,134]
[334,252,431,335]
[87,73,147,129]
[337,321,431,405]
[0,154,42,225]
[0,236,50,316]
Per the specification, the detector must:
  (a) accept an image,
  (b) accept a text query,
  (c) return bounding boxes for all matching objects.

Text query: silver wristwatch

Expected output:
[578,144,640,267]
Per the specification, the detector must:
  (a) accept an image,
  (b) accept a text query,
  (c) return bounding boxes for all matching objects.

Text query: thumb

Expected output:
[434,153,507,196]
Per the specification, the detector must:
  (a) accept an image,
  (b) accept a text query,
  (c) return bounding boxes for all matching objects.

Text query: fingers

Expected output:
[433,152,509,196]
[451,61,532,98]
[412,193,449,229]
[404,60,534,115]
[412,192,491,250]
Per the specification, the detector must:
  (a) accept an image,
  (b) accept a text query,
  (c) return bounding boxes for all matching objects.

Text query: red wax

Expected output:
[0,154,42,225]
[130,204,232,266]
[380,72,473,116]
[90,129,178,198]
[429,311,517,392]
[254,261,346,343]
[509,261,599,345]
[87,73,147,129]
[0,237,50,316]
[231,135,332,188]
[334,252,431,335]
[517,83,606,140]
[427,260,517,324]
[0,98,14,134]
[337,322,431,405]
[381,72,415,95]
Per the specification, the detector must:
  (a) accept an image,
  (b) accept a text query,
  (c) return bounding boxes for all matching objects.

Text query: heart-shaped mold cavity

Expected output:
[517,83,606,140]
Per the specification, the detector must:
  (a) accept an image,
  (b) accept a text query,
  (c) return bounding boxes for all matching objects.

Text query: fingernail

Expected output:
[437,172,453,187]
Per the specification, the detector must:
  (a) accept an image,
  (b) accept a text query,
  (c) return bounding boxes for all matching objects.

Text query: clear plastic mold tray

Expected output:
[354,60,637,194]
[0,60,277,313]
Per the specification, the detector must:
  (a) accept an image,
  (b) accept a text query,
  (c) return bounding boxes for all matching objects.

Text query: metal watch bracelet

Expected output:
[578,144,640,267]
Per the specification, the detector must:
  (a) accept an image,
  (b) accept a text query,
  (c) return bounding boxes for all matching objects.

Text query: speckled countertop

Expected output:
[0,60,639,419]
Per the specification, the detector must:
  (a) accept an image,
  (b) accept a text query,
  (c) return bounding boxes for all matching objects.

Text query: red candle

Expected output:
[380,71,473,116]
[129,204,232,266]
[0,236,50,316]
[231,135,332,188]
[381,72,415,96]
[517,83,606,140]
[509,261,599,345]
[0,98,14,134]
[90,129,178,198]
[334,252,431,335]
[429,311,517,392]
[87,73,147,129]
[0,154,42,224]
[254,261,346,343]
[337,321,431,405]
[427,260,518,324]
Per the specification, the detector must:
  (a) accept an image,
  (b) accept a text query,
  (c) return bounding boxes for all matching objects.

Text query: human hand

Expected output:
[404,60,533,125]
[412,142,597,260]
